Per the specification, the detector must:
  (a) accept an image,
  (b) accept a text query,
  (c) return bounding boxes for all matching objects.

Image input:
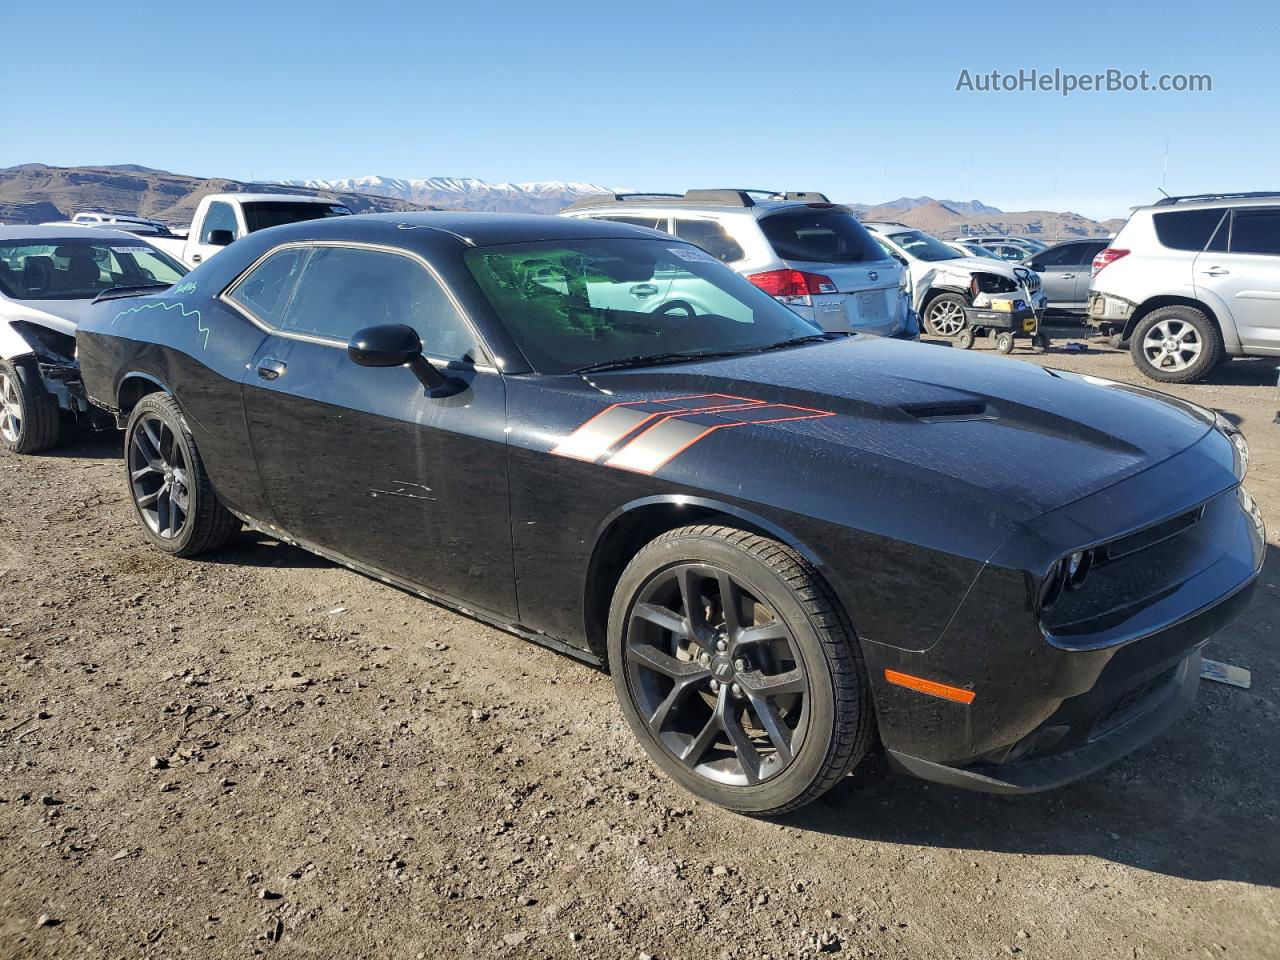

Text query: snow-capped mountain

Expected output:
[280,176,617,214]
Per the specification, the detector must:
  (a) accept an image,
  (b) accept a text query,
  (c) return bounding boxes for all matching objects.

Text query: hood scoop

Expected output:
[901,400,994,423]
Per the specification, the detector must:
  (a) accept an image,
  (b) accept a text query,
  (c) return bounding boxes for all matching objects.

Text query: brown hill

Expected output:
[862,199,1125,241]
[0,163,430,227]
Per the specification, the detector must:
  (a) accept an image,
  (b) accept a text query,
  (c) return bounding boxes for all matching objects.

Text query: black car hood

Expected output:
[582,336,1216,523]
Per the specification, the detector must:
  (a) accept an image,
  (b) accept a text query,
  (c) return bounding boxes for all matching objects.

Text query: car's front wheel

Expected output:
[922,293,969,337]
[608,525,874,815]
[124,393,239,557]
[0,359,60,455]
[1130,305,1223,383]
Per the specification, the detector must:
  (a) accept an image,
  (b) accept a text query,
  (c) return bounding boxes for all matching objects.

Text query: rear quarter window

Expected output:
[1152,208,1227,251]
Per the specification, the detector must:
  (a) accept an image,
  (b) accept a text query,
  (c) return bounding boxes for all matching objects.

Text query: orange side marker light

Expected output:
[884,669,976,704]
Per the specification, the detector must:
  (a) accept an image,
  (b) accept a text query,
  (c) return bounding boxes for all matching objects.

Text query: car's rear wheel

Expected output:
[0,359,60,455]
[124,393,238,557]
[923,293,969,337]
[1130,306,1223,383]
[608,525,874,815]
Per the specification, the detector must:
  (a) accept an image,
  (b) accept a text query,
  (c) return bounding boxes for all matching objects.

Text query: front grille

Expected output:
[1092,665,1179,737]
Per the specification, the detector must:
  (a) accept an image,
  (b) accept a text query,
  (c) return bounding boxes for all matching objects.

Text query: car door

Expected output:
[229,241,517,619]
[1029,243,1086,308]
[1069,242,1111,308]
[1194,207,1280,353]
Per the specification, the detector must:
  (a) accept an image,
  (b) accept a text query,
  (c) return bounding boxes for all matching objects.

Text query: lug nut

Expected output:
[731,683,743,698]
[734,658,747,672]
[716,639,728,653]
[710,679,721,692]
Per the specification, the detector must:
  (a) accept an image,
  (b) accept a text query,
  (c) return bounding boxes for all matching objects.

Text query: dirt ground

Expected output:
[2,326,1278,960]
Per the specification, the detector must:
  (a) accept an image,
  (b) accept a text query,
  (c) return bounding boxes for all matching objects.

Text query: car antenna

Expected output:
[1157,187,1171,199]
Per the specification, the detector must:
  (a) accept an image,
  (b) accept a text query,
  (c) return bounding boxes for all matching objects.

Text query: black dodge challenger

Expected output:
[75,213,1264,815]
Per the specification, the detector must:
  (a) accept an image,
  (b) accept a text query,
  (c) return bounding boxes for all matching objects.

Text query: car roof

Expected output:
[0,224,143,241]
[254,211,675,248]
[210,193,342,205]
[1138,194,1280,212]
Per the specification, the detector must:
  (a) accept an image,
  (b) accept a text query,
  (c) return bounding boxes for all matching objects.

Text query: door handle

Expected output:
[630,283,659,299]
[257,359,287,381]
[1202,267,1230,277]
[190,254,202,264]
[1060,273,1076,279]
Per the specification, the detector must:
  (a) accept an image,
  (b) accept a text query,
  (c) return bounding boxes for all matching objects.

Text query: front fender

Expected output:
[0,320,37,360]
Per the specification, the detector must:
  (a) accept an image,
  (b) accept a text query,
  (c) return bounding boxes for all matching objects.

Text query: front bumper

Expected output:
[861,431,1263,794]
[884,576,1253,794]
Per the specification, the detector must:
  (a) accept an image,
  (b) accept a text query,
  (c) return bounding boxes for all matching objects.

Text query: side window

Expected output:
[279,246,480,362]
[1035,244,1081,267]
[201,202,240,243]
[227,247,310,327]
[1152,208,1227,251]
[673,219,745,262]
[1228,209,1280,256]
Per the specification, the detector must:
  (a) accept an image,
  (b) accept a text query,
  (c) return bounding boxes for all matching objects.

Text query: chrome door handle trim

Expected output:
[257,359,287,381]
[1202,267,1230,277]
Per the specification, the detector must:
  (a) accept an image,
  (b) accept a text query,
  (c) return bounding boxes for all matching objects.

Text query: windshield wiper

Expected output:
[572,349,747,375]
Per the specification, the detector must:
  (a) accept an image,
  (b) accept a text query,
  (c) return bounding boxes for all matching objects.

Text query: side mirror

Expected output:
[348,323,445,390]
[1029,261,1044,272]
[206,229,235,247]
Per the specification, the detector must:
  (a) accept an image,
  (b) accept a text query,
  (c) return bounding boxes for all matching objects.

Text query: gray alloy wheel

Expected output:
[0,359,60,455]
[124,393,239,557]
[1130,305,1223,384]
[608,525,874,815]
[924,293,969,337]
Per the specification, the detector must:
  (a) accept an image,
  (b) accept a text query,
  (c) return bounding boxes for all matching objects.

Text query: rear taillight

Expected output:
[747,269,838,297]
[1091,247,1129,277]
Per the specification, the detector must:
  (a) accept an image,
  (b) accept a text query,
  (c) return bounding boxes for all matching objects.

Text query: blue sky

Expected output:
[5,0,1277,219]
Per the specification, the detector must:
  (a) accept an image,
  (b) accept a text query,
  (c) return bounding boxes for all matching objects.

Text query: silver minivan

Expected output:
[562,190,917,339]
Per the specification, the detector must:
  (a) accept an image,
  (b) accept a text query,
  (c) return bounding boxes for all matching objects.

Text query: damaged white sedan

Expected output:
[0,226,188,453]
[864,222,1047,338]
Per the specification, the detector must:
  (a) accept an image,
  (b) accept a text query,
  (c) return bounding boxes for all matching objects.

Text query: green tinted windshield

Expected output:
[464,239,821,373]
[0,237,187,301]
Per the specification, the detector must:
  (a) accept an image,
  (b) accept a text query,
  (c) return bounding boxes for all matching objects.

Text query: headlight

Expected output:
[1214,413,1249,478]
[1039,548,1094,610]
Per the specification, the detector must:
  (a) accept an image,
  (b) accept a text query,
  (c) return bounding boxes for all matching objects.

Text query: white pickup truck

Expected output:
[150,193,352,267]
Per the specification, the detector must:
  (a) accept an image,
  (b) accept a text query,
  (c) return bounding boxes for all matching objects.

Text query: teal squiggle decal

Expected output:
[111,300,211,350]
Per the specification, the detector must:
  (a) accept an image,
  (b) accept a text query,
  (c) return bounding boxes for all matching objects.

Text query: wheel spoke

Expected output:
[719,701,763,785]
[734,621,788,650]
[678,713,722,767]
[632,601,688,639]
[136,487,163,508]
[678,567,710,643]
[737,667,805,698]
[157,489,172,537]
[131,464,162,481]
[627,642,709,681]
[648,669,712,731]
[717,571,745,637]
[747,694,794,765]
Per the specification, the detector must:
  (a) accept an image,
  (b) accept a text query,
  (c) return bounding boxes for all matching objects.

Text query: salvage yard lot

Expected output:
[1,330,1278,959]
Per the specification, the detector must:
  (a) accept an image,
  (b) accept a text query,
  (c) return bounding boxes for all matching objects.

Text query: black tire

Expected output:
[1129,305,1223,383]
[607,524,875,816]
[922,292,969,338]
[124,393,238,557]
[995,332,1016,355]
[0,358,61,455]
[955,328,976,350]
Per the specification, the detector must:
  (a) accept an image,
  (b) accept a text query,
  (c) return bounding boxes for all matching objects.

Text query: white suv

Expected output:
[1088,193,1280,383]
[562,190,917,339]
